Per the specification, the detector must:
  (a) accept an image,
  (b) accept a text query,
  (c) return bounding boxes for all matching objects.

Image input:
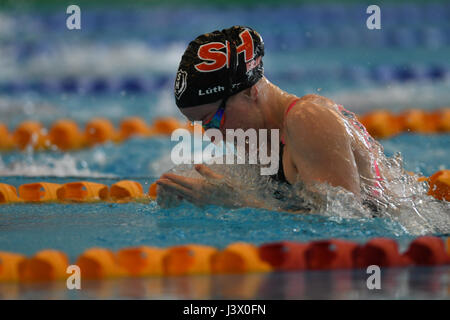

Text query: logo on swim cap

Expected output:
[198,85,225,96]
[194,29,255,73]
[174,70,188,100]
[174,26,264,109]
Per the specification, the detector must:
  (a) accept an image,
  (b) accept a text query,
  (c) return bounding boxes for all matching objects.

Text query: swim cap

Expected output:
[174,26,264,109]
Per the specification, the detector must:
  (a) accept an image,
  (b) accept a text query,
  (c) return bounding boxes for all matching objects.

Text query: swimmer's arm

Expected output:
[156,165,273,209]
[285,102,361,198]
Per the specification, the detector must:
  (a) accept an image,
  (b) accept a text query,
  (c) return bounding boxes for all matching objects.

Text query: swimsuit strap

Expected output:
[281,98,301,145]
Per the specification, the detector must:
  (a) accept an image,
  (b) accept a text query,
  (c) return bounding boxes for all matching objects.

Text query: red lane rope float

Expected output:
[304,239,359,270]
[403,236,450,266]
[352,238,409,268]
[0,169,449,204]
[259,241,309,271]
[0,117,202,152]
[0,237,449,283]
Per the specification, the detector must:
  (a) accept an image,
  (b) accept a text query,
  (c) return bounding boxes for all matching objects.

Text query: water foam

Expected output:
[0,152,112,178]
[161,114,450,236]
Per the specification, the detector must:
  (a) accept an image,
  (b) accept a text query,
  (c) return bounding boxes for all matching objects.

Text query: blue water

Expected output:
[0,196,415,261]
[0,3,449,264]
[0,134,448,260]
[1,134,449,178]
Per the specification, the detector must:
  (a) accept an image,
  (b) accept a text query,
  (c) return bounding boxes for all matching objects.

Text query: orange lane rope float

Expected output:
[18,250,69,282]
[0,236,449,283]
[426,170,450,201]
[116,246,166,277]
[56,181,108,202]
[0,180,157,204]
[0,183,22,203]
[358,107,450,139]
[0,117,203,152]
[0,108,448,152]
[0,252,25,282]
[163,245,218,276]
[0,170,449,204]
[211,242,272,274]
[49,119,85,151]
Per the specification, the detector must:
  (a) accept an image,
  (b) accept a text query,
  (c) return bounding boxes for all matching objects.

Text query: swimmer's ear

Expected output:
[250,85,258,101]
[241,86,258,102]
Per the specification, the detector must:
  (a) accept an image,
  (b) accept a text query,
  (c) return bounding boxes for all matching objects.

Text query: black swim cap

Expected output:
[174,26,264,109]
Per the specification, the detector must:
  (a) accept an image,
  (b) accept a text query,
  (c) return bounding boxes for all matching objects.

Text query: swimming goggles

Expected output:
[202,96,228,130]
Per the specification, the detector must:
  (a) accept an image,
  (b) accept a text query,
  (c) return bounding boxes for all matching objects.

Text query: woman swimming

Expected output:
[156,26,385,211]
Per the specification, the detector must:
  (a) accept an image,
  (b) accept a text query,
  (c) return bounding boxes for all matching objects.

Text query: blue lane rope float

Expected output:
[0,65,448,94]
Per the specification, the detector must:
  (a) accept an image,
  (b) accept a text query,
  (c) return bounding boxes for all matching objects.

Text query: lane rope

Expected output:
[1,108,449,152]
[0,236,449,282]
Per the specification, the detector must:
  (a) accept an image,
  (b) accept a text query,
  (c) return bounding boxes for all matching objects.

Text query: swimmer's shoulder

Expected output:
[296,94,337,109]
[284,94,347,146]
[285,94,339,128]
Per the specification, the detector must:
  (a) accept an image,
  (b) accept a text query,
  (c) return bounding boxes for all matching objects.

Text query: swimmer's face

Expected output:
[181,88,256,137]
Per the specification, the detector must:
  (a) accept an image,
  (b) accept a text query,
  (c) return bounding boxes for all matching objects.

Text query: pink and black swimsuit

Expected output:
[271,99,383,203]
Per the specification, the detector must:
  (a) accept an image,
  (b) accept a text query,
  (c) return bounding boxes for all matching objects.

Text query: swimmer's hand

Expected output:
[155,164,265,209]
[155,184,183,208]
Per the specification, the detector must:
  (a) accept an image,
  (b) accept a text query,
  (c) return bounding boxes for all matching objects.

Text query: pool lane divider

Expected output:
[359,108,450,139]
[427,170,450,202]
[0,117,203,152]
[0,180,154,204]
[0,237,449,283]
[0,169,448,204]
[1,108,449,152]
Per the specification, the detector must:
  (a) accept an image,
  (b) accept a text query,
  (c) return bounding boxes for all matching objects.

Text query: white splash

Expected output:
[0,153,113,178]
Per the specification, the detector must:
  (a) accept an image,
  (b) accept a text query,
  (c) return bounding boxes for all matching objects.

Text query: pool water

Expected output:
[0,133,449,261]
[0,2,449,299]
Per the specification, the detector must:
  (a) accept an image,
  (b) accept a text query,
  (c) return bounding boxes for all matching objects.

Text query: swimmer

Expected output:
[156,26,385,210]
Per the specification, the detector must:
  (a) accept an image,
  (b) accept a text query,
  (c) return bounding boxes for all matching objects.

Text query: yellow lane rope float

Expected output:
[0,237,449,283]
[0,108,449,152]
[0,170,449,204]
